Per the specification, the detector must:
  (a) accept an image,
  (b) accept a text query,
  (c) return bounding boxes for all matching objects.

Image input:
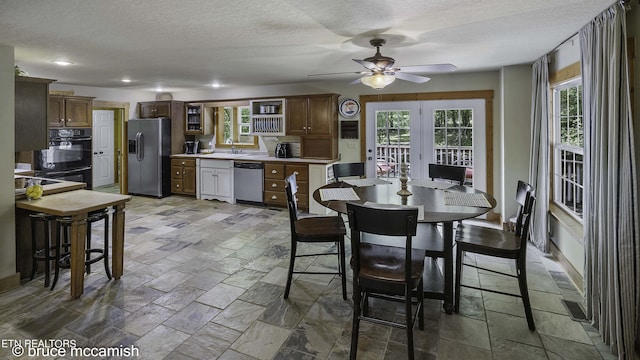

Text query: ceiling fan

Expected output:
[309,38,456,89]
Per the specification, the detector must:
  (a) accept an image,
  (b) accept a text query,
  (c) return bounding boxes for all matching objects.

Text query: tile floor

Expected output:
[0,191,616,359]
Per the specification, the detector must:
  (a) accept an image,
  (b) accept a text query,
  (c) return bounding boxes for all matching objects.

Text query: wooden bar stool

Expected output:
[50,209,112,290]
[29,213,57,288]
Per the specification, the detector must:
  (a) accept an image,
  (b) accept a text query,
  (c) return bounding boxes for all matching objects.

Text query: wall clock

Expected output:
[339,98,360,118]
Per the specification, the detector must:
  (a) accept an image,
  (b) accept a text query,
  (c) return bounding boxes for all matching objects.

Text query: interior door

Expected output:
[92,110,115,188]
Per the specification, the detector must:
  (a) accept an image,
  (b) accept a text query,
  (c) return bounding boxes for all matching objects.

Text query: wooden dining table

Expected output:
[15,190,132,299]
[313,179,496,314]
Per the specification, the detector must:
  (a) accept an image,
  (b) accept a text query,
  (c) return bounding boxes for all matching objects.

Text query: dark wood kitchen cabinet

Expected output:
[286,94,339,160]
[48,95,95,128]
[137,100,186,155]
[264,162,309,210]
[15,76,55,152]
[286,94,337,136]
[171,157,196,196]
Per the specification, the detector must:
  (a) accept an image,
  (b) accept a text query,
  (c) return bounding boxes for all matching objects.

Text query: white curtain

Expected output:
[581,2,639,358]
[528,54,550,252]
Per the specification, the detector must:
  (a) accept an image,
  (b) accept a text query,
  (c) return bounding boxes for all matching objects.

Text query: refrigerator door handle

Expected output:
[136,131,144,161]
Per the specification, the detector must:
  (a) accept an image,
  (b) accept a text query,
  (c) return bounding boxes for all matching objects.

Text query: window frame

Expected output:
[551,77,584,221]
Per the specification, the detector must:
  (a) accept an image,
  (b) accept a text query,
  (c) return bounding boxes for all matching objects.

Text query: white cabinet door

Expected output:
[200,167,217,196]
[214,168,232,198]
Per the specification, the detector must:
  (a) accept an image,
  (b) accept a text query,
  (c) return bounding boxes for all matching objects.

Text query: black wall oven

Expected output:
[35,128,93,189]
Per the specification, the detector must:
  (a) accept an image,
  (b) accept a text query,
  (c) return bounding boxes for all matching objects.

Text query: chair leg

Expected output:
[338,239,347,300]
[418,279,424,330]
[350,285,361,360]
[405,286,415,360]
[516,258,535,331]
[29,217,39,282]
[454,245,464,313]
[42,219,51,288]
[50,222,64,291]
[284,240,297,299]
[103,215,112,280]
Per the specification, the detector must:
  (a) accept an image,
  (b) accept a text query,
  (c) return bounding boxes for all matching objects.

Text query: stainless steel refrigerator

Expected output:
[127,117,171,197]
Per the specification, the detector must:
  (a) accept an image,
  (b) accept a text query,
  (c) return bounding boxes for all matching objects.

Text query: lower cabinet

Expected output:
[264,162,308,210]
[198,159,233,203]
[171,158,196,196]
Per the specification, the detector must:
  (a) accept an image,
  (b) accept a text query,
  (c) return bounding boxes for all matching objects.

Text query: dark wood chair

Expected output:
[428,163,467,185]
[284,174,347,300]
[332,162,365,182]
[347,202,425,360]
[506,180,535,231]
[454,190,536,330]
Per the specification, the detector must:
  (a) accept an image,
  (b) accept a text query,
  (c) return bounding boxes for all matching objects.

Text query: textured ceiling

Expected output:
[0,0,614,91]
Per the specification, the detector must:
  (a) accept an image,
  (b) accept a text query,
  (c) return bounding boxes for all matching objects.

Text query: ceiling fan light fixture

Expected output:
[361,73,396,89]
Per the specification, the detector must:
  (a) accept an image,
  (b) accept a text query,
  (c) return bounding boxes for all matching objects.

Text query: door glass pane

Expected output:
[375,110,410,178]
[433,108,474,185]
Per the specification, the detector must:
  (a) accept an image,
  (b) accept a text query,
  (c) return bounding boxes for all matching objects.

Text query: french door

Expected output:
[365,99,486,191]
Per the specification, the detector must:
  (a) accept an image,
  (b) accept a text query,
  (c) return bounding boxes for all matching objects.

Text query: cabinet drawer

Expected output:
[171,158,196,167]
[265,191,287,206]
[264,179,308,194]
[171,179,184,193]
[265,163,285,179]
[171,166,183,180]
[285,164,308,181]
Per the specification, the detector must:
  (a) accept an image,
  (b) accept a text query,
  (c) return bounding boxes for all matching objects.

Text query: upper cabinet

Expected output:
[286,94,339,160]
[48,95,95,128]
[185,103,213,135]
[15,76,55,152]
[286,94,337,136]
[136,100,186,155]
[139,101,172,118]
[249,98,286,136]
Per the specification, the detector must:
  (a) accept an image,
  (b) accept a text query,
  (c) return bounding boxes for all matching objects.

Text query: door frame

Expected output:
[92,100,130,194]
[359,90,495,199]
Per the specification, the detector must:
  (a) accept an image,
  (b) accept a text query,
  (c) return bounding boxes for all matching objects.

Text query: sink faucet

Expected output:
[230,139,238,154]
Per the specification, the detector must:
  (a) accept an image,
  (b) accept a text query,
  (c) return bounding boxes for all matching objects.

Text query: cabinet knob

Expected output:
[67,119,71,122]
[294,171,299,175]
[271,169,278,174]
[176,184,180,188]
[59,119,64,122]
[271,195,277,200]
[181,161,186,165]
[271,183,277,188]
[176,171,180,175]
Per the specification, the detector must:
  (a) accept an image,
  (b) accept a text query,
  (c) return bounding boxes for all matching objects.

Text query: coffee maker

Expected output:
[275,142,292,158]
[184,141,199,154]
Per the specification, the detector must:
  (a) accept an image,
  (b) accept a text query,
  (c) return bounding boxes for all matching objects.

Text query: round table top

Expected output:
[313,179,496,223]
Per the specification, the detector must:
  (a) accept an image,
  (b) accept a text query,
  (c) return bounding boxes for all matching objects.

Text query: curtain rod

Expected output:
[549,0,631,54]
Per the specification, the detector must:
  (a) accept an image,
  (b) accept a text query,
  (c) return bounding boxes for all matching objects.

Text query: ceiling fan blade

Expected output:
[349,77,364,85]
[394,72,431,83]
[352,59,379,71]
[395,63,457,73]
[307,71,367,77]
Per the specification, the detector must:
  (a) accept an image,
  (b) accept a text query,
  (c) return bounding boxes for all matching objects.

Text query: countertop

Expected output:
[14,175,86,199]
[170,153,338,165]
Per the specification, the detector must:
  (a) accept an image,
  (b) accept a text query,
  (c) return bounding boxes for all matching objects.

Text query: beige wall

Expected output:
[500,65,533,222]
[0,44,17,288]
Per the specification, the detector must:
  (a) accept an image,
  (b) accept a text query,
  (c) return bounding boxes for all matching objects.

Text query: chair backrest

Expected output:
[515,190,536,258]
[333,162,365,182]
[515,180,535,206]
[428,163,467,185]
[284,174,299,228]
[347,202,419,283]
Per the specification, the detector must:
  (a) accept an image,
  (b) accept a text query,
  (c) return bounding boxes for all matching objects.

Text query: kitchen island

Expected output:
[16,190,131,298]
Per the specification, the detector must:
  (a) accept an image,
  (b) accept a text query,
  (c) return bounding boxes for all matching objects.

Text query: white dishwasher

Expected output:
[234,161,264,205]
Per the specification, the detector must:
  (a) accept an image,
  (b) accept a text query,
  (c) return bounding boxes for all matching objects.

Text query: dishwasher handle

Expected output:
[234,162,264,169]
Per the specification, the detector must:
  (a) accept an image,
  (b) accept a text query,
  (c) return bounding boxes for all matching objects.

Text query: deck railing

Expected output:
[375,145,474,179]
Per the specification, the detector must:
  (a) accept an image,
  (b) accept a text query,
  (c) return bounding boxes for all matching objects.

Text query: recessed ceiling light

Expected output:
[121,78,132,83]
[51,60,73,66]
[211,82,221,88]
[156,87,164,92]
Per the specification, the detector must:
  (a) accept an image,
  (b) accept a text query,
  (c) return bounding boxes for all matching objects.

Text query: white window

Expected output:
[552,79,584,219]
